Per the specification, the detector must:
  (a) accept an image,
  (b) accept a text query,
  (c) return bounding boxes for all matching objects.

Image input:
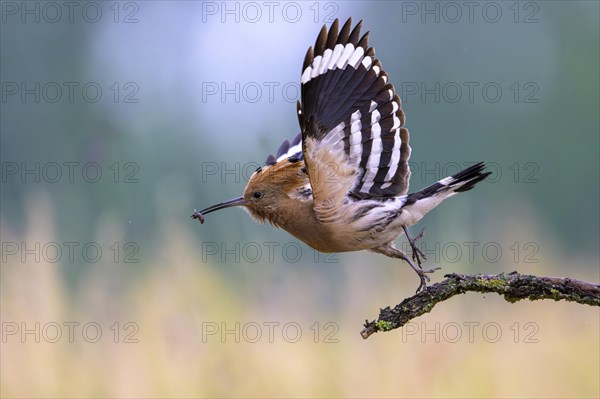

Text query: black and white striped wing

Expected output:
[297,18,411,198]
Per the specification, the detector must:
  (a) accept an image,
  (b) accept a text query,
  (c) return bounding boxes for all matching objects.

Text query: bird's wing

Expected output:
[298,18,411,209]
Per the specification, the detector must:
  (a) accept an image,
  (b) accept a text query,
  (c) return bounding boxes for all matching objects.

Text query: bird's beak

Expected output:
[192,196,246,223]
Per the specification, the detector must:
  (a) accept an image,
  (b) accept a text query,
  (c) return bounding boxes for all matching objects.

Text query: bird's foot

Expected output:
[399,250,440,293]
[368,244,440,293]
[413,266,441,294]
[403,226,426,268]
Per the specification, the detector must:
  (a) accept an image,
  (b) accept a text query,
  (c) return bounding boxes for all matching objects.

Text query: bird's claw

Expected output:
[414,266,441,294]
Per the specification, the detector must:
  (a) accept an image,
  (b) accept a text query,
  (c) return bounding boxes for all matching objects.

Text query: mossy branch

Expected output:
[360,271,600,339]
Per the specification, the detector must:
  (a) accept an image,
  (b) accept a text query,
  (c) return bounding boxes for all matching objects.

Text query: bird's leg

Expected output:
[402,226,426,268]
[369,244,441,293]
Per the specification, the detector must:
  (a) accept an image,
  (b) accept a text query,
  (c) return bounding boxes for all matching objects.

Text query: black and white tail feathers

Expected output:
[404,162,491,207]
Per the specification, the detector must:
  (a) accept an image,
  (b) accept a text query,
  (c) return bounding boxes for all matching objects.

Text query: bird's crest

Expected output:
[247,132,309,199]
[247,156,307,196]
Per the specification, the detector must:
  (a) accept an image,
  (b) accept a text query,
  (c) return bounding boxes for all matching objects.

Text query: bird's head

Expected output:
[193,159,307,226]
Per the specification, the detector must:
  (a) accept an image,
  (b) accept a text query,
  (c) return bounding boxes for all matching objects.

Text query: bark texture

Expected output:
[361,271,600,339]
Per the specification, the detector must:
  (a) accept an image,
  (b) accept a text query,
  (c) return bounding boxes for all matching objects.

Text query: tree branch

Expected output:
[360,271,600,339]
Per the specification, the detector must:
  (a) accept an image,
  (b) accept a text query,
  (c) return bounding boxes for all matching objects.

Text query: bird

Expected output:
[193,18,491,293]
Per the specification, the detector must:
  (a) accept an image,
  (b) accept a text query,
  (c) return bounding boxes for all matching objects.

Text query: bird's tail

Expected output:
[400,162,491,225]
[412,162,491,199]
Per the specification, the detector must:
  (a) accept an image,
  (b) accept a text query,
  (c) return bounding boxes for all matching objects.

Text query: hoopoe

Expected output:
[193,18,491,293]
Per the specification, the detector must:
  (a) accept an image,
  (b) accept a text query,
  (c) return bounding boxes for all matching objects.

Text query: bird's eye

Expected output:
[253,191,263,199]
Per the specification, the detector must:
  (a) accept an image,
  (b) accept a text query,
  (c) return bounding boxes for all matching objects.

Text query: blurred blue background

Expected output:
[1,1,598,397]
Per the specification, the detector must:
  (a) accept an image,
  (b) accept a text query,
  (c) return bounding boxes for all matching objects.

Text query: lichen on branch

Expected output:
[360,271,600,339]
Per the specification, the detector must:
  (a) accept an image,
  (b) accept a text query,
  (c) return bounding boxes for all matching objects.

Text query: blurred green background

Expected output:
[1,1,598,397]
